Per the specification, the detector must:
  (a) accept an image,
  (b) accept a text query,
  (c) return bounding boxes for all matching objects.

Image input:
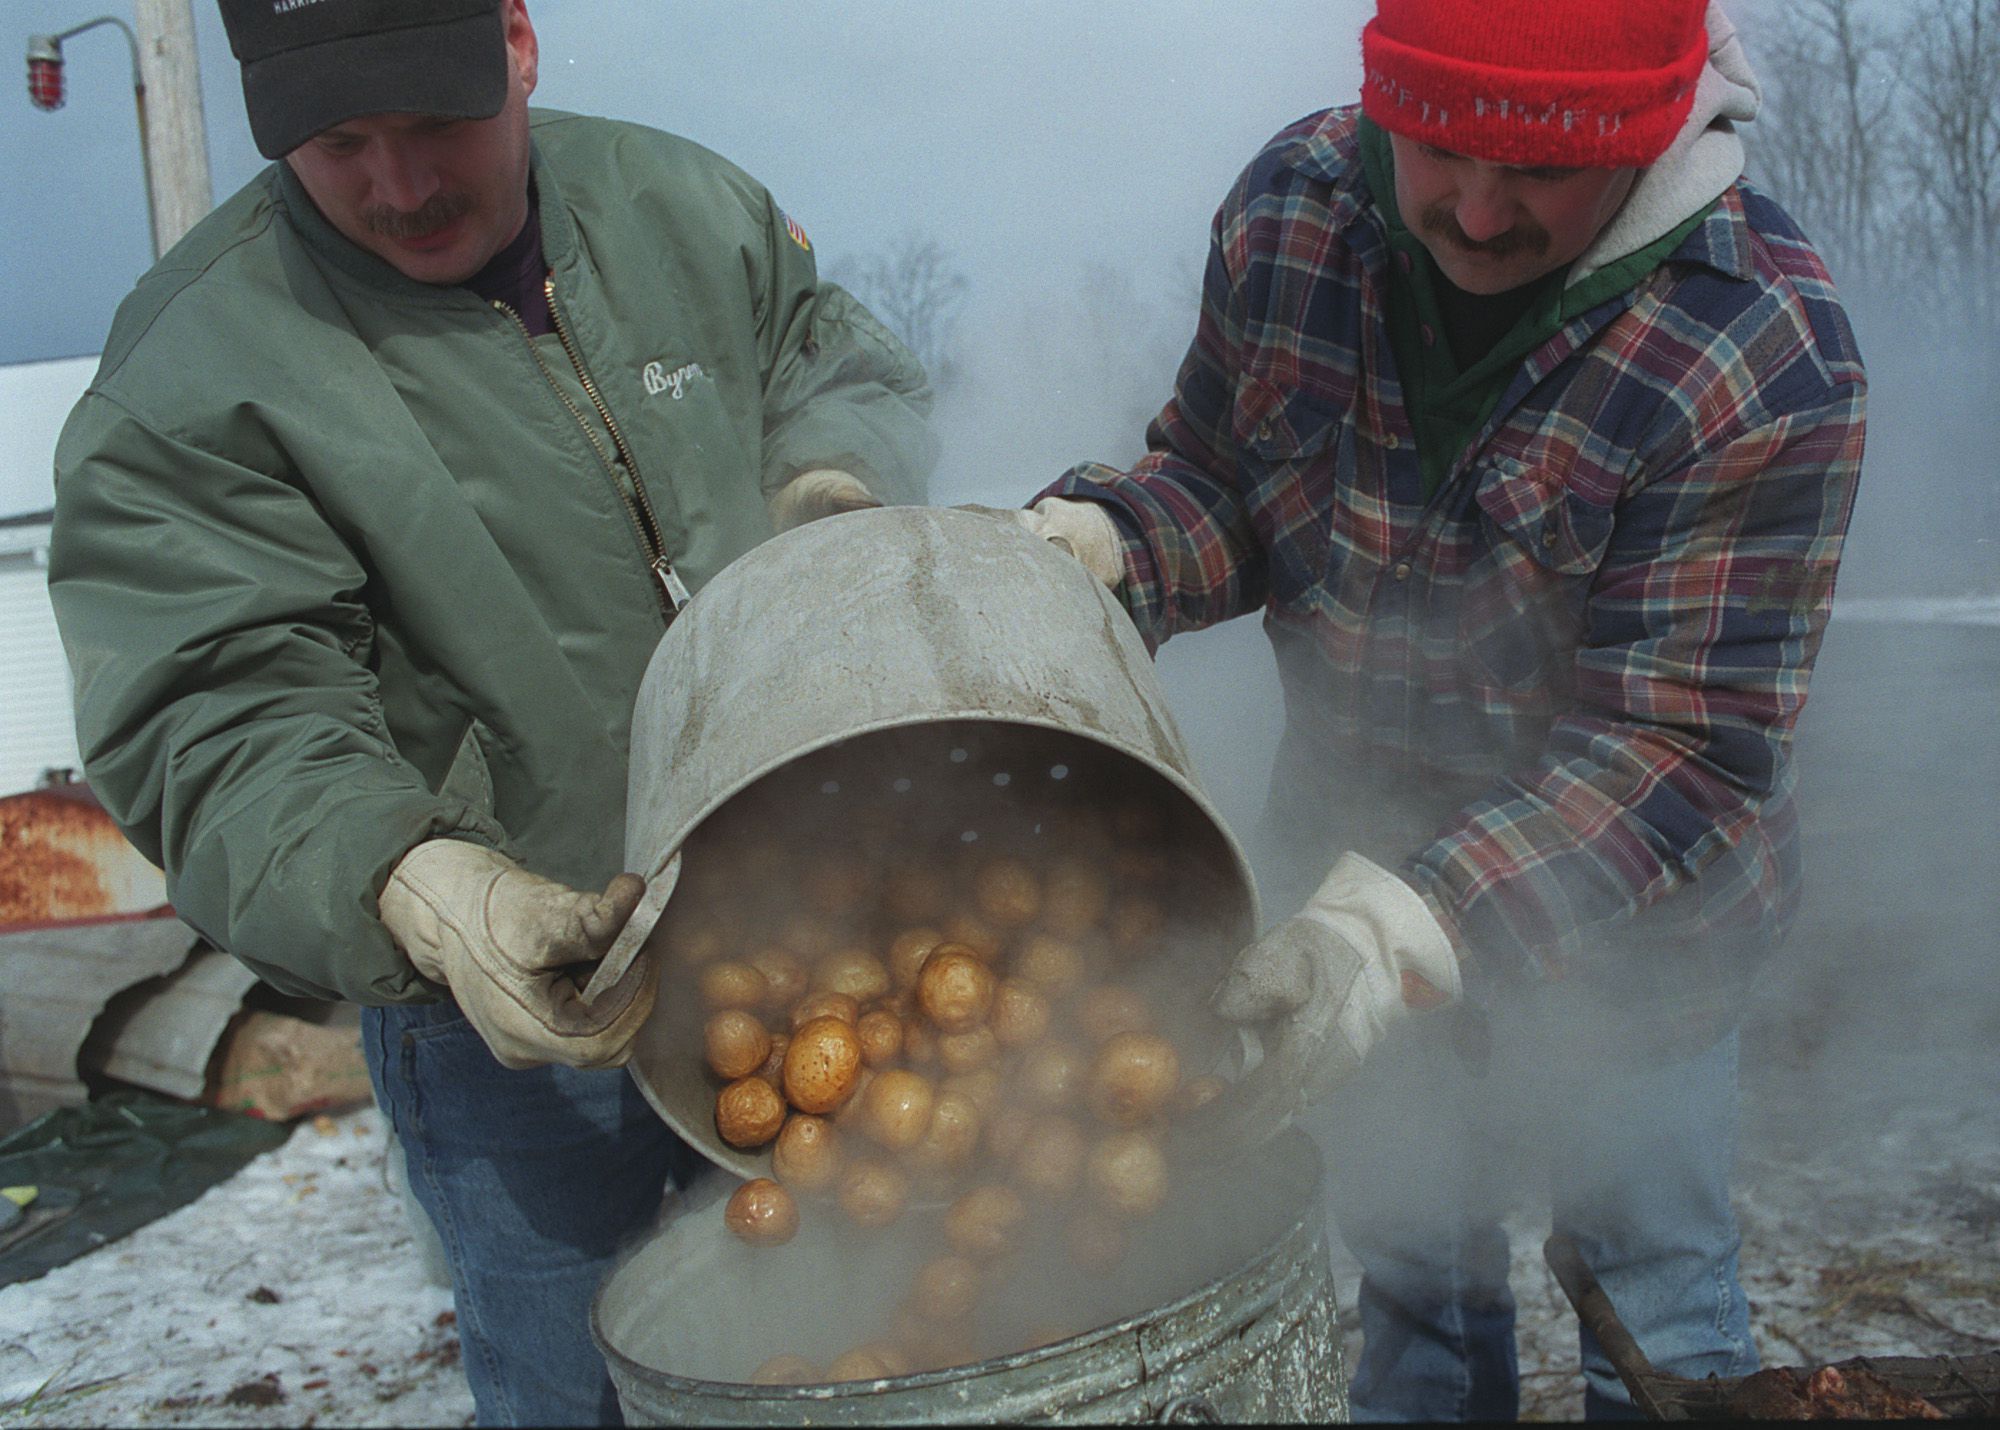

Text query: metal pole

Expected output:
[44,15,159,258]
[131,0,211,255]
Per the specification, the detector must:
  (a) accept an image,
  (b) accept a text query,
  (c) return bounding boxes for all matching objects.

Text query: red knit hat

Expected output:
[1361,0,1709,168]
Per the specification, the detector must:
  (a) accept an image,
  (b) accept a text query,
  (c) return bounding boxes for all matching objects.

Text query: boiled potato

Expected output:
[783,1016,864,1114]
[856,1008,905,1068]
[1013,934,1087,995]
[814,947,892,1005]
[902,1018,941,1068]
[703,1009,773,1082]
[909,1090,982,1174]
[826,1344,900,1382]
[715,1077,786,1149]
[1085,1031,1181,1128]
[750,1354,818,1386]
[943,1183,1026,1261]
[776,912,837,960]
[989,979,1052,1050]
[838,1158,910,1228]
[886,927,944,990]
[724,1177,798,1245]
[859,1069,935,1151]
[916,945,997,1033]
[1017,1040,1088,1111]
[744,944,810,1010]
[771,1114,843,1194]
[699,961,770,1013]
[938,1067,1003,1116]
[1084,1130,1169,1218]
[937,1026,1001,1074]
[1040,865,1110,936]
[1013,1115,1087,1199]
[973,857,1041,927]
[754,1031,790,1090]
[1075,984,1151,1044]
[789,991,860,1030]
[940,911,1003,961]
[831,1066,877,1128]
[909,1254,982,1322]
[983,1105,1033,1163]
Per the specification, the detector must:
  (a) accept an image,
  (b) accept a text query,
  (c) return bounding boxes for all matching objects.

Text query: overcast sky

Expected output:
[5,0,1371,366]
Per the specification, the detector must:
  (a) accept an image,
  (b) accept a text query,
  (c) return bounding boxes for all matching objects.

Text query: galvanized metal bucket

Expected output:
[617,505,1260,1178]
[592,1128,1347,1423]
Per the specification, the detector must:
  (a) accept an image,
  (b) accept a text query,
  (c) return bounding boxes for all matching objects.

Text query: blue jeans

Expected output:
[363,998,694,1427]
[1319,995,1757,1422]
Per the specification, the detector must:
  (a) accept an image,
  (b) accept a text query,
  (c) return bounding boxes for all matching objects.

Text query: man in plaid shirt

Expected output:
[1014,0,1865,1418]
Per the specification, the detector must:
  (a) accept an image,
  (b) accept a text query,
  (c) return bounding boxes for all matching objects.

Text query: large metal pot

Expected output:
[592,1128,1347,1423]
[618,506,1260,1177]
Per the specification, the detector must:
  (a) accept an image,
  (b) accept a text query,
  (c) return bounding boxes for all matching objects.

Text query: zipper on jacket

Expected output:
[491,283,689,621]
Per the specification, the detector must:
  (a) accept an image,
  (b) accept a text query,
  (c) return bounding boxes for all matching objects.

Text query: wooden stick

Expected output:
[1543,1233,1672,1420]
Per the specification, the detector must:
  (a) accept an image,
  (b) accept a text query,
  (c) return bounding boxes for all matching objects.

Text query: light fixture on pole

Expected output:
[24,16,160,259]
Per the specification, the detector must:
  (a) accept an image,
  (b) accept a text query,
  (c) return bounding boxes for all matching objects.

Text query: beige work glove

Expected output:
[768,468,881,531]
[955,497,1125,588]
[1205,853,1461,1148]
[377,840,659,1071]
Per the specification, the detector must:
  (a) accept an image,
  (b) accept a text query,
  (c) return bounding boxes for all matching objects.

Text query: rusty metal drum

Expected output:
[592,1127,1347,1424]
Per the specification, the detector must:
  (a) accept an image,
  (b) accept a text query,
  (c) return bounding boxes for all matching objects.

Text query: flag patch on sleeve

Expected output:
[782,212,812,252]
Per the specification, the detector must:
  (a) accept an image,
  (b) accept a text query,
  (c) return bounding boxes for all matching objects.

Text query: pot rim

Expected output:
[589,1129,1322,1402]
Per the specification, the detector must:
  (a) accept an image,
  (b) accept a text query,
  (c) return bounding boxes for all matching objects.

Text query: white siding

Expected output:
[0,540,81,796]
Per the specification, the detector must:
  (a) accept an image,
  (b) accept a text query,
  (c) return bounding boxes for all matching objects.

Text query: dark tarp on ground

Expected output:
[0,1090,293,1287]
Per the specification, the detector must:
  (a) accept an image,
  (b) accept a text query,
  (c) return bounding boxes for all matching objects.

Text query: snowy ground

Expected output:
[1,1043,1994,1426]
[0,1112,472,1428]
[1500,1046,2000,1421]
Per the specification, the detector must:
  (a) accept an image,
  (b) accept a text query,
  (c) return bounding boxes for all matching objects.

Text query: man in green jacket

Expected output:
[47,0,932,1421]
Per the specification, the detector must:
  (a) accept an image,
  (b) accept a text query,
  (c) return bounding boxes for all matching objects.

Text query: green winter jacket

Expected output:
[48,109,934,1005]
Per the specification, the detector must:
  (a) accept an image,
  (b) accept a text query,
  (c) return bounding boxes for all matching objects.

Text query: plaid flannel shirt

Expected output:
[1044,108,1866,1023]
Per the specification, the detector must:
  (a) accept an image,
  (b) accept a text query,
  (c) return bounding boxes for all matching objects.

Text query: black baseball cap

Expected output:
[219,0,510,159]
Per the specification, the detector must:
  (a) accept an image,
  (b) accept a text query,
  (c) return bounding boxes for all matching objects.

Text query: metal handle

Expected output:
[579,853,681,1006]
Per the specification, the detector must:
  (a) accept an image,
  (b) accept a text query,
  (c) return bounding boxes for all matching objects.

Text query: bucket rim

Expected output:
[589,1128,1322,1402]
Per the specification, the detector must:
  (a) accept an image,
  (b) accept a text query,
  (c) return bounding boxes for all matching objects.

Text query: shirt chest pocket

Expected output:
[1234,377,1352,602]
[1456,456,1615,692]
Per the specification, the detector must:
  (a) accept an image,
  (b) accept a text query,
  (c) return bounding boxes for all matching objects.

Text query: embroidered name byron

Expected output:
[642,360,706,399]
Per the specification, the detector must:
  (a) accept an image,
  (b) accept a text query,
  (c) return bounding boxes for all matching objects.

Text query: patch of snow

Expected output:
[0,1108,473,1427]
[1836,594,2000,627]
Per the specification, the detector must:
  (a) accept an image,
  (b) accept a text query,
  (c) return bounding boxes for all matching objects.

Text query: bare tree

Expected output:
[1744,0,1899,289]
[825,232,971,394]
[1899,0,2000,332]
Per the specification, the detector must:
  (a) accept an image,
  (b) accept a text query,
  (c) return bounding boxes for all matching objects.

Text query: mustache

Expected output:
[1419,202,1548,261]
[362,192,473,240]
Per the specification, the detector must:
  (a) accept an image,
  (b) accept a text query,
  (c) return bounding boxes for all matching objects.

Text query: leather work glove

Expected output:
[1205,853,1462,1150]
[768,468,881,531]
[955,497,1125,588]
[377,839,660,1071]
